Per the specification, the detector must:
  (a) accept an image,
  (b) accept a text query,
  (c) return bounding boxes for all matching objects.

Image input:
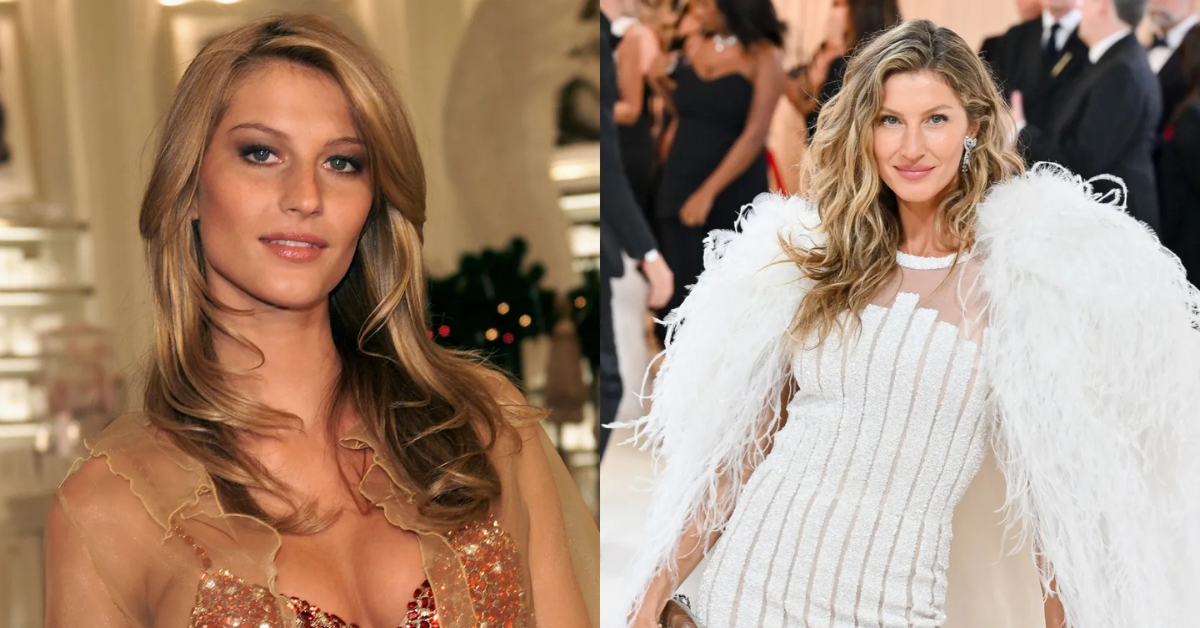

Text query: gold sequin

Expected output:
[177,516,524,628]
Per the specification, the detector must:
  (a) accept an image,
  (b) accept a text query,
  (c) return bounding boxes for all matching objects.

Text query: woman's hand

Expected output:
[628,573,675,628]
[679,190,715,227]
[630,615,661,628]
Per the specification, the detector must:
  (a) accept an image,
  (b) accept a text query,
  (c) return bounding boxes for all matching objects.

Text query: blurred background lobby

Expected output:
[0,0,601,625]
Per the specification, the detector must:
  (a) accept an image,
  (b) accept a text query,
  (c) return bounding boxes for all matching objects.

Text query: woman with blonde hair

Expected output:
[44,14,596,628]
[623,18,1200,628]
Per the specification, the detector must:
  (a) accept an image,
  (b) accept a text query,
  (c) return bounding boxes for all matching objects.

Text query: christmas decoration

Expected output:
[426,238,557,378]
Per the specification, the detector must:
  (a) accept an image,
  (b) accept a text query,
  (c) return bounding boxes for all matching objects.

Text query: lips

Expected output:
[259,231,328,262]
[894,165,935,181]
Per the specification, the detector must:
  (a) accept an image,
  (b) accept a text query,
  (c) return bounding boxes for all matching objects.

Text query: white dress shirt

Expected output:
[1089,28,1132,64]
[1042,9,1082,52]
[1149,13,1200,73]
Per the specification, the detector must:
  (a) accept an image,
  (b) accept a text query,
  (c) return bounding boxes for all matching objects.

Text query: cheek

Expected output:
[327,180,373,246]
[872,129,897,169]
[195,158,264,252]
[931,132,965,164]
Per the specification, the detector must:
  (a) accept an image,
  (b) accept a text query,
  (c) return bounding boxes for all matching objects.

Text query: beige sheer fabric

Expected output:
[46,408,598,628]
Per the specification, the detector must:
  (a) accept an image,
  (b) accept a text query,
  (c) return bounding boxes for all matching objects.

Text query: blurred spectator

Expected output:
[1147,0,1199,135]
[1015,0,1162,229]
[981,0,1088,137]
[783,0,900,141]
[600,7,673,459]
[1156,24,1200,283]
[651,0,784,345]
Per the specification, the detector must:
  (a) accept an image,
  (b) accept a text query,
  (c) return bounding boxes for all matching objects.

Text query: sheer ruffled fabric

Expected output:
[47,407,598,628]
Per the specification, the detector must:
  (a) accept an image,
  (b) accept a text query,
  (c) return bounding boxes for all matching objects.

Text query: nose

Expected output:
[900,125,926,161]
[281,161,322,216]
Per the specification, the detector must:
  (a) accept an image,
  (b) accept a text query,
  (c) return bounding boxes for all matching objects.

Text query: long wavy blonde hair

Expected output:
[139,14,522,533]
[791,19,1025,345]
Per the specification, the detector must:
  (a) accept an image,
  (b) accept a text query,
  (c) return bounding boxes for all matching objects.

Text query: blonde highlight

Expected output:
[790,19,1024,345]
[139,14,524,534]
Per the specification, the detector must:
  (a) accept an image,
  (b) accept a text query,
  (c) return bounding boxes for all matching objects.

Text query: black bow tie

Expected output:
[1151,35,1169,49]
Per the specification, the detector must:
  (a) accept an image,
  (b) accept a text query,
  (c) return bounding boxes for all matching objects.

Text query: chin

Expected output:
[885,180,944,206]
[241,281,332,311]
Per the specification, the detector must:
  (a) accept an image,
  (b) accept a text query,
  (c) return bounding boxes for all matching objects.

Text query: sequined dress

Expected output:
[49,412,548,628]
[179,517,520,628]
[697,251,992,628]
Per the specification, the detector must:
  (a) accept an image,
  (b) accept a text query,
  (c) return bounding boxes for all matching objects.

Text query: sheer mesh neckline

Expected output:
[895,249,974,270]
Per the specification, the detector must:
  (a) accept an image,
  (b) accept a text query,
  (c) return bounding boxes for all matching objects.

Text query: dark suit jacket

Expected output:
[1022,34,1163,229]
[987,18,1089,132]
[600,13,656,279]
[1157,46,1187,135]
[1156,100,1200,282]
[980,33,1006,76]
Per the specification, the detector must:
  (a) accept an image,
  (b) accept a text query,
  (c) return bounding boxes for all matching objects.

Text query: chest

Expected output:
[680,35,754,82]
[791,294,989,414]
[273,512,426,628]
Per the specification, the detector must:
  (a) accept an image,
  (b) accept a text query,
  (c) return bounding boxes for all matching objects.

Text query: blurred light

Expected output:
[574,296,587,309]
[497,302,510,315]
[426,329,434,338]
[214,0,242,3]
[158,0,188,5]
[438,325,451,338]
[502,332,515,345]
[33,424,50,453]
[549,161,599,182]
[518,315,532,328]
[485,328,499,341]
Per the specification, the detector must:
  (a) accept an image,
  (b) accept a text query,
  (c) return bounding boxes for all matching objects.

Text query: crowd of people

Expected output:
[600,0,1200,460]
[601,2,1200,626]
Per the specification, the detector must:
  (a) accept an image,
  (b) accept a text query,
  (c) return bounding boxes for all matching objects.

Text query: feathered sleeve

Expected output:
[976,163,1200,628]
[614,193,822,617]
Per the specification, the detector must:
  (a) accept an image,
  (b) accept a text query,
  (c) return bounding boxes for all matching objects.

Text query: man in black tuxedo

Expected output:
[983,0,1090,135]
[599,10,673,459]
[1146,0,1199,133]
[1015,0,1163,230]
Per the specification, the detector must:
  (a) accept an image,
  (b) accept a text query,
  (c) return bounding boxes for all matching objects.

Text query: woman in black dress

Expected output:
[784,0,900,141]
[611,6,662,226]
[653,0,784,341]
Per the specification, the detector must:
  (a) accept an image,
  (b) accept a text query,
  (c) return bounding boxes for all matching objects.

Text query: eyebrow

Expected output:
[879,105,954,116]
[228,122,364,148]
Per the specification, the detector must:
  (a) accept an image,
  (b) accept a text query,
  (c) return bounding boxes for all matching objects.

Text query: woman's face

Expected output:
[191,60,372,312]
[826,0,850,49]
[688,0,729,34]
[872,70,978,208]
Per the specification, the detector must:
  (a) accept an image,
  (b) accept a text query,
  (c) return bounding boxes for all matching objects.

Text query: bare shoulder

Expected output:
[751,43,784,77]
[57,455,131,507]
[56,412,191,532]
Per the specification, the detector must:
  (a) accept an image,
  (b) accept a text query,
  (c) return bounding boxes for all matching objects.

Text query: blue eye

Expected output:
[929,114,948,124]
[240,145,276,164]
[326,155,363,174]
[880,115,900,125]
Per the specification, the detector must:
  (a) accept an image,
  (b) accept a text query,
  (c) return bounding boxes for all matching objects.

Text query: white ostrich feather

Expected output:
[617,164,1200,626]
[975,163,1200,627]
[614,193,822,620]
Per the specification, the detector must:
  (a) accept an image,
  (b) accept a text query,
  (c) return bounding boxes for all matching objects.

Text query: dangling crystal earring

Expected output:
[961,136,977,173]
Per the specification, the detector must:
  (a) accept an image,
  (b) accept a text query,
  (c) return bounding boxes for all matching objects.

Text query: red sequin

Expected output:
[179,516,524,627]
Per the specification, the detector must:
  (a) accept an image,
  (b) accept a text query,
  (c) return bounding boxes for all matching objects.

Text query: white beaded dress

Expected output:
[696,250,995,628]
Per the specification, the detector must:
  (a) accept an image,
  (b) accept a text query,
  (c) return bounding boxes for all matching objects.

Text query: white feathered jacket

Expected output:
[620,164,1200,628]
